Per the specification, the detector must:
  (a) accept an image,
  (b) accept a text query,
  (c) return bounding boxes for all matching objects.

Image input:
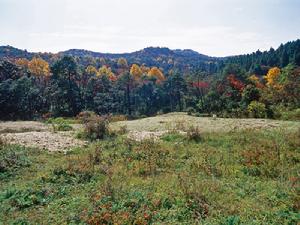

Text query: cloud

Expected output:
[25,25,270,56]
[1,0,299,56]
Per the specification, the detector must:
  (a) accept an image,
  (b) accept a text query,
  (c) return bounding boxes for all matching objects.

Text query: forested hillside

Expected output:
[0,39,299,120]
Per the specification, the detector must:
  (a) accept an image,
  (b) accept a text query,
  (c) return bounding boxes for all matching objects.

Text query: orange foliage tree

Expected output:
[148,67,165,81]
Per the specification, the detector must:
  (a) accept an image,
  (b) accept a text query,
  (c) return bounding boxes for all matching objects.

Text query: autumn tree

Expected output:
[148,67,165,82]
[98,65,112,76]
[28,57,50,78]
[264,67,281,87]
[130,64,143,80]
[85,65,98,76]
[227,74,245,92]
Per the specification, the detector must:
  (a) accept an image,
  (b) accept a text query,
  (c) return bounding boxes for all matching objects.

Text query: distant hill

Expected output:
[0,45,219,73]
[0,46,33,59]
[1,39,300,74]
[60,47,212,59]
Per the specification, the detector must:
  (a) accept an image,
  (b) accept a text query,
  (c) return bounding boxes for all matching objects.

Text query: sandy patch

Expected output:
[1,131,87,152]
[0,121,49,133]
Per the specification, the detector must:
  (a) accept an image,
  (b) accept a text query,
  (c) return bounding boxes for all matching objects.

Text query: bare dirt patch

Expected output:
[0,121,49,133]
[0,121,86,152]
[1,131,87,152]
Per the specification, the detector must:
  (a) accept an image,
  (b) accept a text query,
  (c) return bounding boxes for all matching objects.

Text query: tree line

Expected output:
[0,40,299,120]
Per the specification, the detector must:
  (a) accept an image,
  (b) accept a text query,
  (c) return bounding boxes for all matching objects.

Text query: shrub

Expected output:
[76,111,97,123]
[247,101,266,118]
[186,125,202,142]
[280,108,300,121]
[46,117,73,131]
[83,115,109,141]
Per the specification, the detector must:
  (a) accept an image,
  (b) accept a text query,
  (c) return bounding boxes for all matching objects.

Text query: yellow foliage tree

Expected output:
[148,67,165,81]
[264,67,281,87]
[28,57,50,77]
[15,58,29,69]
[85,65,98,76]
[130,64,143,80]
[98,65,115,78]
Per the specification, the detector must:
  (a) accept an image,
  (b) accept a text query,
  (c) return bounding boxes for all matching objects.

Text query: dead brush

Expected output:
[0,136,7,146]
[186,125,202,142]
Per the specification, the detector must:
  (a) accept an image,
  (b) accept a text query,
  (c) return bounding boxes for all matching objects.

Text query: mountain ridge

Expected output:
[0,45,213,59]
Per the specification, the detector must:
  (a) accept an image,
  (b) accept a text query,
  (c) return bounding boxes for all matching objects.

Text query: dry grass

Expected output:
[111,112,300,141]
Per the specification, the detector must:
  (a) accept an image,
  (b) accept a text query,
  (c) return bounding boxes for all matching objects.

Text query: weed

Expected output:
[186,125,202,142]
[0,144,31,179]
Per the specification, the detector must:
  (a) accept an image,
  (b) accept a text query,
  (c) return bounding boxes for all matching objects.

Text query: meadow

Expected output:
[0,113,299,224]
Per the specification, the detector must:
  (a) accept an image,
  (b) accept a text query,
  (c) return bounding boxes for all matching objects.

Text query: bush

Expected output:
[247,101,266,118]
[186,125,202,142]
[280,108,300,121]
[83,115,109,141]
[76,111,97,123]
[46,117,73,131]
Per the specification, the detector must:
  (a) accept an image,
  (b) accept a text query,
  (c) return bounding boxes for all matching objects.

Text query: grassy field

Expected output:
[0,114,299,224]
[112,112,299,132]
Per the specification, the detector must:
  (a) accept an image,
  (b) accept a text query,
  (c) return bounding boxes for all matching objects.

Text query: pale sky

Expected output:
[0,0,299,56]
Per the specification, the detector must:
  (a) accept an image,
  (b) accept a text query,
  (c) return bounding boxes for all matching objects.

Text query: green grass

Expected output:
[0,128,299,224]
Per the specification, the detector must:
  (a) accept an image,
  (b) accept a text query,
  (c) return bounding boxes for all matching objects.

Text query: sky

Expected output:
[0,0,299,57]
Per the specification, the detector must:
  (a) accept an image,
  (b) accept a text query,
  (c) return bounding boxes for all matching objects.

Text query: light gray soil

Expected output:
[0,121,86,152]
